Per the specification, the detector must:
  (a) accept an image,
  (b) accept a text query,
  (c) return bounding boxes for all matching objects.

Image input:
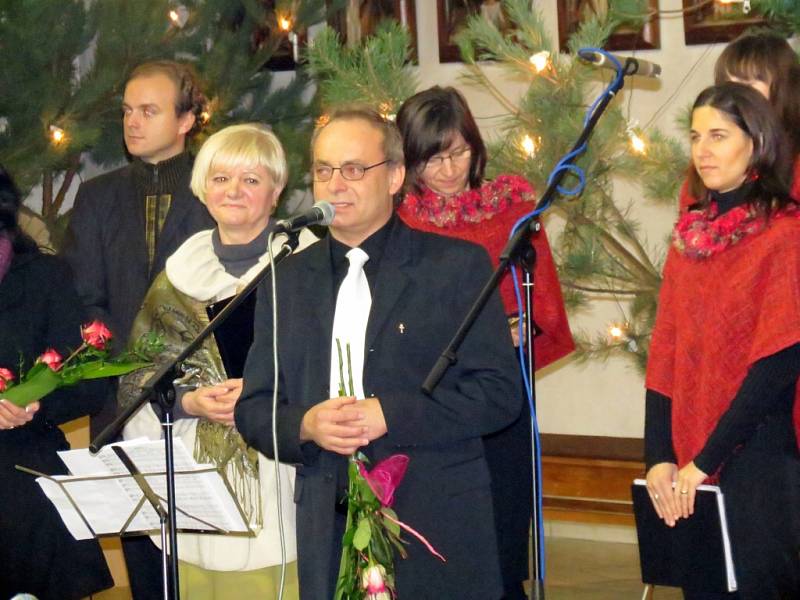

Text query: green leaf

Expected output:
[381,508,401,537]
[352,517,371,551]
[2,367,61,407]
[77,360,151,379]
[341,524,355,548]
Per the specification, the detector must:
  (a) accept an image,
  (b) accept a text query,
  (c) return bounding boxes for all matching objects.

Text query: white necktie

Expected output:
[330,247,371,399]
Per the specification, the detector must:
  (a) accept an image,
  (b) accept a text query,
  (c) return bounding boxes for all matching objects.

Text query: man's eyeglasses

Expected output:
[312,159,390,182]
[423,146,472,171]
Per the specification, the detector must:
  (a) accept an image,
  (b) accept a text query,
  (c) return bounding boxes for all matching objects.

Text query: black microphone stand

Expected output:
[90,231,301,600]
[422,59,629,600]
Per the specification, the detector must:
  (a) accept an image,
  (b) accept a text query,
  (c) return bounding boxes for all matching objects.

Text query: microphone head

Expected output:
[577,49,600,64]
[314,201,336,226]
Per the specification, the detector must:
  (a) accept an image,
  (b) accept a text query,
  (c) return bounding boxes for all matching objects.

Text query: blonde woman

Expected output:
[120,123,316,599]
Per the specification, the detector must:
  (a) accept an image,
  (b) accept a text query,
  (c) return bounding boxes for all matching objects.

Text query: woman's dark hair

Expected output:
[0,165,38,254]
[688,82,793,214]
[714,31,800,156]
[396,86,486,194]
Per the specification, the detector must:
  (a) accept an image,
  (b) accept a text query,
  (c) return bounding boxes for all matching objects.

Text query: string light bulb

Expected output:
[315,114,330,128]
[378,102,396,121]
[520,134,537,158]
[278,16,292,32]
[49,125,66,145]
[528,50,550,74]
[629,131,646,154]
[607,322,627,341]
[167,5,188,28]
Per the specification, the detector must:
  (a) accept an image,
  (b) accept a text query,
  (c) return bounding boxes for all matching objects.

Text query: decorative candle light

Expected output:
[278,15,299,63]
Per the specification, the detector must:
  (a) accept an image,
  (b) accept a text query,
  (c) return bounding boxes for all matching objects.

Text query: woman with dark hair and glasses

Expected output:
[0,164,112,599]
[396,86,574,600]
[645,83,800,599]
[680,31,800,212]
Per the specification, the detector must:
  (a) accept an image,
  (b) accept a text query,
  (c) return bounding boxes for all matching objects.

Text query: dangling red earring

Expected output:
[747,169,760,182]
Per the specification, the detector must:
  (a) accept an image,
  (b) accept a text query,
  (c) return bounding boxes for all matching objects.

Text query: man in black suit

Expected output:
[60,60,213,599]
[236,106,522,599]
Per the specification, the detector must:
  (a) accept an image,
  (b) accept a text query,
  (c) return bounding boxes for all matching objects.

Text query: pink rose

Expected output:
[81,320,112,350]
[38,348,63,371]
[0,367,14,391]
[357,454,409,507]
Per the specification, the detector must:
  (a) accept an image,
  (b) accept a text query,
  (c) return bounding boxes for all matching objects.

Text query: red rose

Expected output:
[0,367,14,392]
[82,320,112,350]
[38,348,63,371]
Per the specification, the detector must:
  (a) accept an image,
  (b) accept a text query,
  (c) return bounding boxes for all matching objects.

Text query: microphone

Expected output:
[273,201,336,233]
[578,50,661,78]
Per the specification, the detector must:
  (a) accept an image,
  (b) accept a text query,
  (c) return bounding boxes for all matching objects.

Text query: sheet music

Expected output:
[31,438,251,540]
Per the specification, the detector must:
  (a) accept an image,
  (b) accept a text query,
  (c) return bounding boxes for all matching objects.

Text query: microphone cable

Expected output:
[505,47,625,580]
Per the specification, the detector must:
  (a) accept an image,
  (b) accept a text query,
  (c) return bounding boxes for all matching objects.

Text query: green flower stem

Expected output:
[345,343,354,397]
[335,338,347,397]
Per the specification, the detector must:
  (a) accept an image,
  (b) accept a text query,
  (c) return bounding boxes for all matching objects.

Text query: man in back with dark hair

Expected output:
[61,59,214,599]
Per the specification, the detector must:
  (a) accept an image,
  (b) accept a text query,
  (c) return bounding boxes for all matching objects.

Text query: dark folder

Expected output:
[205,292,256,379]
[632,479,737,593]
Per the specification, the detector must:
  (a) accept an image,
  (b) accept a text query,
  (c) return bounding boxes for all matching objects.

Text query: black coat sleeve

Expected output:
[61,183,118,335]
[235,274,309,465]
[644,388,676,469]
[37,256,107,425]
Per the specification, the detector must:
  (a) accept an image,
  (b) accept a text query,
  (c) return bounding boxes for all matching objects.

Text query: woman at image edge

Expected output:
[645,83,800,599]
[0,164,112,599]
[396,86,574,600]
[120,123,316,599]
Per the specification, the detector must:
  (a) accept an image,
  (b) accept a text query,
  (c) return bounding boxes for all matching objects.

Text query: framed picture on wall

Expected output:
[437,0,521,63]
[556,0,660,53]
[682,0,768,45]
[328,0,418,59]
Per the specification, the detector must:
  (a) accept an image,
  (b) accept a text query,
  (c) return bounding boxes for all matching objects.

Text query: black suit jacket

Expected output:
[61,160,214,350]
[61,159,213,435]
[236,218,522,600]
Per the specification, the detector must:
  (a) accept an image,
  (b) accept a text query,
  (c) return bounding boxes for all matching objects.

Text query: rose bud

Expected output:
[82,320,113,350]
[38,348,63,371]
[0,367,13,392]
[361,564,387,594]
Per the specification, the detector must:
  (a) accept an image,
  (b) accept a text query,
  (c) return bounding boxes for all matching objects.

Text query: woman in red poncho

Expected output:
[396,86,574,600]
[645,83,800,599]
[679,31,800,213]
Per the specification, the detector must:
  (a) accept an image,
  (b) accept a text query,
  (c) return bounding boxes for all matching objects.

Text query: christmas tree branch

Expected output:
[599,189,659,275]
[568,211,661,287]
[461,64,536,130]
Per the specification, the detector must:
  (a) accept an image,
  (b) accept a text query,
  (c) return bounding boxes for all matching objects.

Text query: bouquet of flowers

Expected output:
[334,340,444,600]
[0,320,162,406]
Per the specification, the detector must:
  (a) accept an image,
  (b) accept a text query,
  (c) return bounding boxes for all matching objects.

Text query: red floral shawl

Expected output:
[646,213,800,470]
[397,174,574,370]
